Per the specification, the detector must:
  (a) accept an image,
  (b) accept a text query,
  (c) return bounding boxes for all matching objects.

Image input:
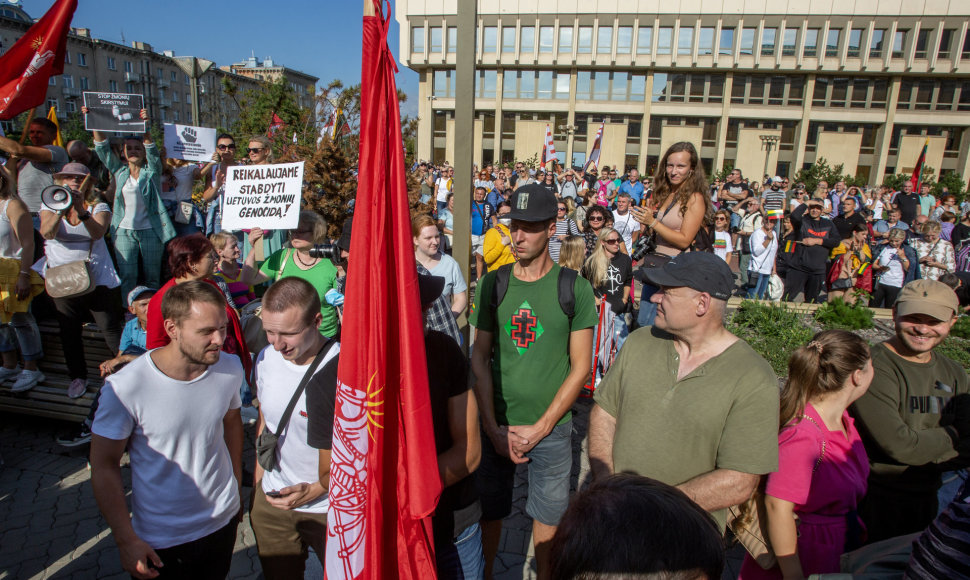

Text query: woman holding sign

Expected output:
[83,106,176,302]
[240,136,287,264]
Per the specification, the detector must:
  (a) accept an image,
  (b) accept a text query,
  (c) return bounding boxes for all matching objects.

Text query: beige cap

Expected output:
[894,279,959,321]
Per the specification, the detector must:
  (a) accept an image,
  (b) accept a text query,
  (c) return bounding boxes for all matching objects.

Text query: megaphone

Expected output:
[41,185,73,212]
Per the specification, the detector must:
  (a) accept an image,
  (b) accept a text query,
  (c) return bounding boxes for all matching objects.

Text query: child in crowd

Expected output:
[211,231,257,308]
[99,286,154,377]
[713,209,734,266]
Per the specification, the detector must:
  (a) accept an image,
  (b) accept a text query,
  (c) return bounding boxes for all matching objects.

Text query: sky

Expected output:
[21,0,420,117]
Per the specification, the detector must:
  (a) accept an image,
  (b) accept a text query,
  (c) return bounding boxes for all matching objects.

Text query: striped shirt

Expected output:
[906,479,970,578]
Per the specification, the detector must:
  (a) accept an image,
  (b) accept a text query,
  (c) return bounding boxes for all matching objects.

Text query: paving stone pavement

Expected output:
[0,400,743,580]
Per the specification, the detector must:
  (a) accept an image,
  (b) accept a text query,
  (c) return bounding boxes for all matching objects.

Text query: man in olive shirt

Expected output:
[850,279,970,543]
[589,252,780,532]
[470,184,597,579]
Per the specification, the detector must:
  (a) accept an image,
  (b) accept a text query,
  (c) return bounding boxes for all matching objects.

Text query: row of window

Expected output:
[413,23,970,62]
[64,52,192,84]
[44,97,185,122]
[48,75,194,105]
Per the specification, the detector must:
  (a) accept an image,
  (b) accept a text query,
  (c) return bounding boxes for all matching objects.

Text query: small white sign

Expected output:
[221,161,304,231]
[163,123,216,162]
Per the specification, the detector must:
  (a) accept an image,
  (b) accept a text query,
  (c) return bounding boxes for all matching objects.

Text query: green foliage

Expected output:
[233,76,307,157]
[951,316,970,340]
[728,301,814,376]
[794,158,866,192]
[938,337,970,371]
[519,153,540,170]
[814,298,875,330]
[932,171,966,203]
[710,162,735,183]
[60,111,92,146]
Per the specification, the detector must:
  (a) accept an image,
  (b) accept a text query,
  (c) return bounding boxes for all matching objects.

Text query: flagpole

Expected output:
[18,107,35,145]
[363,0,374,16]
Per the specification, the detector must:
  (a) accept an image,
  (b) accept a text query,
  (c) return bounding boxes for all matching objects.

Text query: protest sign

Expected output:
[221,161,304,230]
[82,92,145,132]
[163,123,216,162]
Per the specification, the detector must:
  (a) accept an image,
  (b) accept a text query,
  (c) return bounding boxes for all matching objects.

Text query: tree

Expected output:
[710,162,735,183]
[233,76,309,157]
[284,136,357,239]
[59,111,92,146]
[794,157,866,191]
[933,171,967,202]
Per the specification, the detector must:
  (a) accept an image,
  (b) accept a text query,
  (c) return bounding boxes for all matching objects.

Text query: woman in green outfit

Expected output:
[251,211,340,337]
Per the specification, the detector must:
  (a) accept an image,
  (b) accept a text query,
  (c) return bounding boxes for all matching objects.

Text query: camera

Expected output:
[308,244,339,260]
[631,234,656,262]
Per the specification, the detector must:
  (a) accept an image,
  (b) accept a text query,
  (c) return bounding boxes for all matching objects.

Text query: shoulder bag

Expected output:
[45,238,95,299]
[728,414,827,570]
[255,337,336,472]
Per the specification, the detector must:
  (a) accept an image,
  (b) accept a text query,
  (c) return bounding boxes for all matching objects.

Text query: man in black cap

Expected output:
[469,183,598,579]
[588,252,780,534]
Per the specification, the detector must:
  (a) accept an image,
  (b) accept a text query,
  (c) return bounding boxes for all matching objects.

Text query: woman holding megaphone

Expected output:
[37,163,124,400]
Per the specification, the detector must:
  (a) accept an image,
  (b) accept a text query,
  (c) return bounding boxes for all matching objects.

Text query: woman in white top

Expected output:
[869,228,910,308]
[412,214,467,318]
[0,164,45,393]
[38,164,124,399]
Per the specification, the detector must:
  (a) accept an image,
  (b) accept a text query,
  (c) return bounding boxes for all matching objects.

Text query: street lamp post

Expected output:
[559,124,578,168]
[759,134,780,180]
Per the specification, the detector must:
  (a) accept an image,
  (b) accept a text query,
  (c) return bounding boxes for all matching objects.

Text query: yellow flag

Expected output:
[46,106,64,147]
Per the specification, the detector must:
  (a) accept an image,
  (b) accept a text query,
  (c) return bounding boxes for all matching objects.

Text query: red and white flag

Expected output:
[582,122,605,174]
[541,124,557,166]
[325,1,442,579]
[267,111,284,137]
[0,0,77,120]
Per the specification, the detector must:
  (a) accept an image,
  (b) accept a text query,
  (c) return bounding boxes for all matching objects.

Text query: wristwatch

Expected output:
[79,211,92,222]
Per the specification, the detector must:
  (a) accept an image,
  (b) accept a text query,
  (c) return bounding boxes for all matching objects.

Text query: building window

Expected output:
[185,74,190,84]
[539,26,554,53]
[576,71,592,99]
[447,27,457,53]
[62,75,73,88]
[938,28,954,59]
[893,30,907,58]
[49,76,56,86]
[915,80,933,109]
[678,26,693,56]
[657,27,673,55]
[171,71,177,82]
[870,79,888,108]
[850,79,868,107]
[578,26,593,54]
[186,93,191,105]
[637,26,653,54]
[412,26,424,52]
[433,70,455,98]
[174,111,180,121]
[631,74,646,101]
[592,71,609,100]
[781,28,797,56]
[475,70,497,98]
[937,80,956,110]
[66,100,76,113]
[847,28,863,57]
[868,29,885,59]
[482,26,496,53]
[520,26,535,53]
[597,26,613,54]
[173,91,179,103]
[47,98,58,112]
[429,27,442,53]
[80,77,89,90]
[958,82,970,111]
[157,68,164,79]
[761,27,776,56]
[109,80,118,91]
[107,56,116,70]
[652,72,668,102]
[803,28,819,57]
[719,27,734,55]
[789,77,804,105]
[558,26,573,53]
[77,53,86,66]
[617,26,633,54]
[697,27,714,56]
[64,52,70,64]
[502,27,516,53]
[740,27,756,55]
[915,29,929,59]
[825,29,840,57]
[963,33,970,59]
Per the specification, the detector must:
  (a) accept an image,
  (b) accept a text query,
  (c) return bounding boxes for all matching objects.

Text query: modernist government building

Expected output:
[397,0,970,187]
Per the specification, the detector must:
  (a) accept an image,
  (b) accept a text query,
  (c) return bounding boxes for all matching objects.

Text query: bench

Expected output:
[0,322,112,423]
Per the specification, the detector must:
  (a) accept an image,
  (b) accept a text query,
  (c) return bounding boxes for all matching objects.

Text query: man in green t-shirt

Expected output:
[589,252,780,533]
[470,184,596,580]
[850,279,970,543]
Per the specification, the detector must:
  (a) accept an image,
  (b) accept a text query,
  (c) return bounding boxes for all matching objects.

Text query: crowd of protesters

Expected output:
[1,114,969,580]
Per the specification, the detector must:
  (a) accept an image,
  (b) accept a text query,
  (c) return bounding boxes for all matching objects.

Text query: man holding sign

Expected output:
[83,105,176,301]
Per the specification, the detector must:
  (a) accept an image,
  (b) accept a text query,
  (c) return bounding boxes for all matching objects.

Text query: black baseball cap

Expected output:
[642,252,734,301]
[508,184,557,222]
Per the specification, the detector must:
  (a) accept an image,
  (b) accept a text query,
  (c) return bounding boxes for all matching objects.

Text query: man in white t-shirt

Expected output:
[612,193,638,253]
[251,277,339,579]
[435,166,454,213]
[91,281,244,579]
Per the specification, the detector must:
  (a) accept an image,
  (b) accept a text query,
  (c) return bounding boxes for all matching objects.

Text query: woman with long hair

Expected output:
[558,235,586,271]
[581,227,633,347]
[630,141,714,326]
[827,223,873,304]
[582,205,613,258]
[737,330,872,580]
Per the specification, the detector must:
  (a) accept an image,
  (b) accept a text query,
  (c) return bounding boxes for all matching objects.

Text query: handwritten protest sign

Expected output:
[221,161,304,230]
[82,92,145,132]
[163,123,216,162]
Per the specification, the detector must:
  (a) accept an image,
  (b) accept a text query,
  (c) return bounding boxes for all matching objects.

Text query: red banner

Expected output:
[325,1,442,579]
[910,138,928,192]
[0,0,77,120]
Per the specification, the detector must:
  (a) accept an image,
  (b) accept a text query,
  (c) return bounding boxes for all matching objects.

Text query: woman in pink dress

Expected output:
[739,329,873,580]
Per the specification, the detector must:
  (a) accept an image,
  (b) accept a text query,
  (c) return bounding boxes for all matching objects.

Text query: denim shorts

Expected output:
[476,421,572,526]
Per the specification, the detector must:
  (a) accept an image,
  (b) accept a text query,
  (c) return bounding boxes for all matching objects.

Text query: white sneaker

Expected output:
[10,369,44,393]
[0,365,21,382]
[68,378,88,399]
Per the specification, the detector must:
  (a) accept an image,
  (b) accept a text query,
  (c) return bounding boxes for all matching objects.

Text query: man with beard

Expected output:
[851,280,970,543]
[91,281,244,579]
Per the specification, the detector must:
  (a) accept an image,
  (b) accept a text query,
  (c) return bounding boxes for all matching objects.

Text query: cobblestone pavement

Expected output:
[0,399,743,580]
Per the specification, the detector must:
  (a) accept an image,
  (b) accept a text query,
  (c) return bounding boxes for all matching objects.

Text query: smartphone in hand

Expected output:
[265,490,282,498]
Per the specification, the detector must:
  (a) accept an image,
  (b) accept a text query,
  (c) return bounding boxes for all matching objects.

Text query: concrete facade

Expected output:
[397,0,970,185]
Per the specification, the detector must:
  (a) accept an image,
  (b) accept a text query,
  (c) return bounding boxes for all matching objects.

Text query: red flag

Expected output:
[542,124,557,166]
[582,122,605,174]
[910,138,928,192]
[325,1,442,579]
[0,0,77,120]
[267,111,284,137]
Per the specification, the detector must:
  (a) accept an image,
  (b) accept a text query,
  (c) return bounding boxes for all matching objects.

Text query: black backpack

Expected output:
[490,263,577,319]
